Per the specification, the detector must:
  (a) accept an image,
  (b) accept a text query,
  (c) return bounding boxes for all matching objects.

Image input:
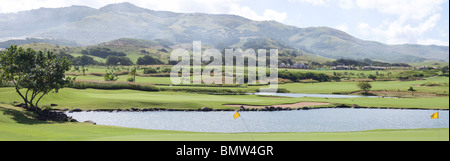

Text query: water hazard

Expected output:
[67,108,449,133]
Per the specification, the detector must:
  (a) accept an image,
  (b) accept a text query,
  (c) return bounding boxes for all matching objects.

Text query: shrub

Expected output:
[69,81,160,92]
[331,76,341,82]
[276,88,290,93]
[368,75,377,81]
[143,68,158,74]
[357,81,372,93]
[160,67,171,73]
[127,77,134,82]
[104,72,119,81]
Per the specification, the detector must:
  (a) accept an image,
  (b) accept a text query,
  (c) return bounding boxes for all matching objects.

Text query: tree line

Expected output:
[278,70,330,82]
[57,48,164,66]
[323,58,410,67]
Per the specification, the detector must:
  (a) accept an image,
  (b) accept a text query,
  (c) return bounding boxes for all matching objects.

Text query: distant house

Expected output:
[362,66,386,70]
[416,66,435,70]
[292,63,309,69]
[279,62,308,69]
[332,65,356,70]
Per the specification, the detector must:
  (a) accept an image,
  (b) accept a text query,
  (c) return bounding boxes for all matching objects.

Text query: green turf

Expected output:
[277,76,449,94]
[0,87,448,110]
[0,87,301,110]
[69,67,449,94]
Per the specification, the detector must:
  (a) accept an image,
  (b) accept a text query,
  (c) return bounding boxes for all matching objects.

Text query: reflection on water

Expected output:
[67,109,449,133]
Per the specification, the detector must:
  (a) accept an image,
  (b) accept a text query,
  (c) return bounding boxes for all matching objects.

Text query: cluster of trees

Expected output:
[137,55,163,65]
[105,55,133,66]
[323,58,410,67]
[81,47,126,59]
[441,66,449,76]
[143,67,171,74]
[58,47,164,66]
[57,52,99,66]
[80,47,137,66]
[278,70,330,82]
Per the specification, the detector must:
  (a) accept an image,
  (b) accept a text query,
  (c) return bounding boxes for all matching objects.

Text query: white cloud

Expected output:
[334,24,349,32]
[337,0,355,9]
[353,0,447,45]
[228,4,287,22]
[358,14,443,45]
[355,0,445,21]
[288,0,328,6]
[262,9,288,22]
[229,4,260,19]
[357,23,370,34]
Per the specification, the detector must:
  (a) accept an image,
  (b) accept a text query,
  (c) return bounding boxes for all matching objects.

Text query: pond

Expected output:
[252,92,385,98]
[66,109,449,133]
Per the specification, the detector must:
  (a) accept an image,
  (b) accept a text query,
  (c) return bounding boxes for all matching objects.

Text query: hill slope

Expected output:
[0,2,448,63]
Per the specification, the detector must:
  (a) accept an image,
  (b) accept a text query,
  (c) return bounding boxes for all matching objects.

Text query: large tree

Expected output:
[137,55,163,65]
[106,55,133,66]
[0,45,73,112]
[357,81,372,94]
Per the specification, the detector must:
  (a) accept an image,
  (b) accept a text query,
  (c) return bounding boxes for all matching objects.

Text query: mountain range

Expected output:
[0,2,448,63]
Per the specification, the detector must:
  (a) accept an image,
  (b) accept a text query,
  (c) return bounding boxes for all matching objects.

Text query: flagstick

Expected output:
[239,113,255,141]
[436,112,439,141]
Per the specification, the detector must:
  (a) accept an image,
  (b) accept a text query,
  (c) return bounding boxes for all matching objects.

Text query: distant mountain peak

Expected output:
[0,2,447,63]
[99,2,148,13]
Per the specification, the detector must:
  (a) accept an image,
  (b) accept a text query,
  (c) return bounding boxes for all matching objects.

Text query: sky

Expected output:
[0,0,448,46]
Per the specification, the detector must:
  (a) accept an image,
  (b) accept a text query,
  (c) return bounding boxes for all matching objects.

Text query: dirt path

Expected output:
[225,102,330,108]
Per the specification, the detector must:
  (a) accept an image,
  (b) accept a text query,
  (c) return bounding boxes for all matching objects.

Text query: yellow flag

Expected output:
[234,111,240,119]
[431,112,439,119]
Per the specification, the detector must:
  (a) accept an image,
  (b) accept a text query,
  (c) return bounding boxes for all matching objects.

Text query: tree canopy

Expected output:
[324,58,410,67]
[357,81,372,93]
[0,45,73,111]
[106,55,133,66]
[82,47,126,59]
[137,55,163,65]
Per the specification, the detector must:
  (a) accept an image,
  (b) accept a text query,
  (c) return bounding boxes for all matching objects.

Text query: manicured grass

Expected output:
[294,97,449,110]
[72,73,175,85]
[1,106,447,141]
[278,76,449,94]
[0,87,300,110]
[70,67,449,94]
[281,69,405,77]
[0,87,448,110]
